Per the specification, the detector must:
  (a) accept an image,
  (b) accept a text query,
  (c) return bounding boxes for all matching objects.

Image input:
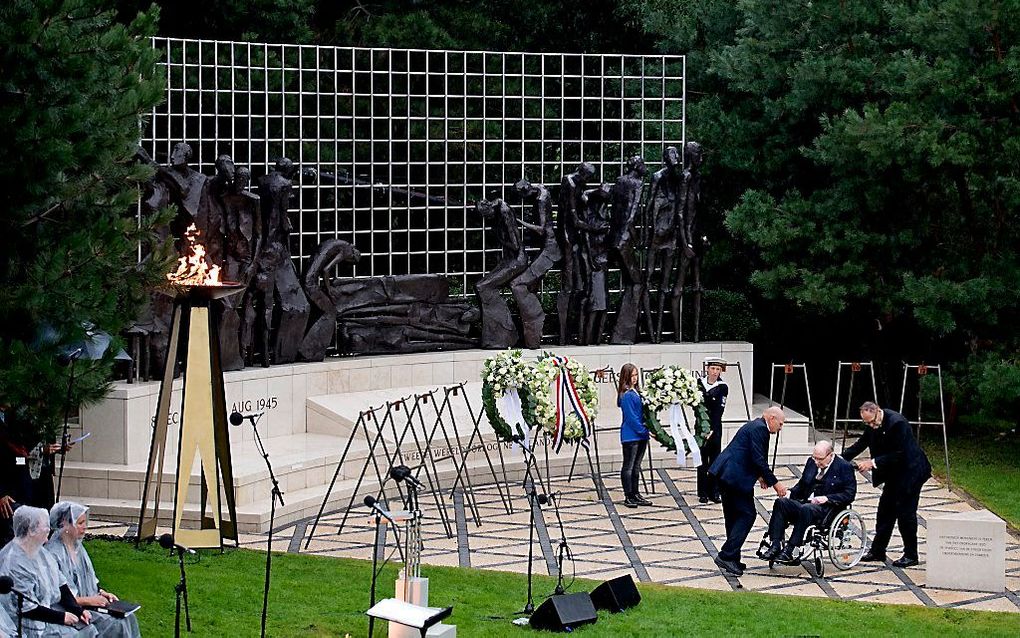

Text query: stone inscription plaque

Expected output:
[927,509,1006,593]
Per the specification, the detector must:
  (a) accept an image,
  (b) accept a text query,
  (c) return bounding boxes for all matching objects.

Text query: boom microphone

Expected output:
[229,411,264,426]
[159,533,196,555]
[363,495,395,524]
[389,465,425,489]
[57,347,84,366]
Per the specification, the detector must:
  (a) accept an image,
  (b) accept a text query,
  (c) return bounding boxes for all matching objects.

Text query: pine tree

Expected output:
[0,0,169,439]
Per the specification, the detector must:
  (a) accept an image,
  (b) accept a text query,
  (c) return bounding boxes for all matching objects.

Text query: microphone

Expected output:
[515,424,527,444]
[229,411,264,426]
[158,533,196,555]
[389,465,424,489]
[57,347,84,366]
[0,575,42,606]
[363,495,395,524]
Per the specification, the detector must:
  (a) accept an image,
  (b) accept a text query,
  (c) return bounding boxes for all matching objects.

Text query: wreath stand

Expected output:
[832,361,879,450]
[899,363,951,488]
[563,366,615,492]
[768,362,816,469]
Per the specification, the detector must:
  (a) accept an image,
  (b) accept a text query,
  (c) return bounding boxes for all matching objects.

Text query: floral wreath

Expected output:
[523,353,599,451]
[481,350,531,443]
[642,366,711,453]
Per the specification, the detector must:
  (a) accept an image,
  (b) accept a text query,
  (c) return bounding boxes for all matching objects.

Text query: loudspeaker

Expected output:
[590,574,641,612]
[529,592,598,632]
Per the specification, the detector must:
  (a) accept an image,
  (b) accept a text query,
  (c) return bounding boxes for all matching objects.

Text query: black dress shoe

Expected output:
[762,545,782,561]
[775,549,795,564]
[698,496,709,504]
[737,561,747,571]
[623,498,639,509]
[860,550,887,562]
[714,556,744,576]
[892,556,919,568]
[710,494,722,504]
[633,495,652,506]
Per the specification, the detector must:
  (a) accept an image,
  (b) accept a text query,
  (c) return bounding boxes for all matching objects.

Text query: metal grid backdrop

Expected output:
[144,38,685,300]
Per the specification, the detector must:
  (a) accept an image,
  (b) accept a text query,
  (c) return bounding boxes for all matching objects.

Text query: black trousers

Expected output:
[871,477,925,559]
[696,428,722,498]
[620,439,648,499]
[768,499,828,549]
[718,481,756,562]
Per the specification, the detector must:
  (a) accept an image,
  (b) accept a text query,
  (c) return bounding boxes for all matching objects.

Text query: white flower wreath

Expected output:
[644,365,703,412]
[525,353,599,443]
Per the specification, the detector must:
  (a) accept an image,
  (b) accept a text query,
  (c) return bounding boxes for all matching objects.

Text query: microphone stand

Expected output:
[248,413,285,638]
[55,355,77,501]
[368,509,383,638]
[16,589,23,638]
[548,492,572,595]
[174,546,192,637]
[515,433,542,615]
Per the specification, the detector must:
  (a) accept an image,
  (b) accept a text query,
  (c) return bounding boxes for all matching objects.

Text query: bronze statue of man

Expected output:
[217,160,262,370]
[158,142,225,267]
[609,155,647,344]
[257,157,309,365]
[580,182,612,345]
[474,197,528,348]
[556,162,596,344]
[641,146,682,343]
[670,141,705,342]
[510,179,560,349]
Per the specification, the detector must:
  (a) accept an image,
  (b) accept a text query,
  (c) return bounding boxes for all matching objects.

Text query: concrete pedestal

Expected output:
[927,509,1006,593]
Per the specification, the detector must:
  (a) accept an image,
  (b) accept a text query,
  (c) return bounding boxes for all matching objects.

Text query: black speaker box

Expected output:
[529,592,598,632]
[590,574,641,612]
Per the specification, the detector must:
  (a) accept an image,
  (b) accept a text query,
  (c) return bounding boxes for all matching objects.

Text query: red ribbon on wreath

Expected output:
[550,356,591,452]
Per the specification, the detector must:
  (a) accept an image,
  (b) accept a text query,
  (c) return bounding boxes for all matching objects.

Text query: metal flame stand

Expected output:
[137,283,243,549]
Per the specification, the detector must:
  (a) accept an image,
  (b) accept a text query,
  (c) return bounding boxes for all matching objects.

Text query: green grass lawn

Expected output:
[87,539,1019,637]
[923,433,1020,528]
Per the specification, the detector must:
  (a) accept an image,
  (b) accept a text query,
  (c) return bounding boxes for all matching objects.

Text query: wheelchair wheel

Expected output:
[756,534,774,561]
[814,555,825,578]
[828,508,867,570]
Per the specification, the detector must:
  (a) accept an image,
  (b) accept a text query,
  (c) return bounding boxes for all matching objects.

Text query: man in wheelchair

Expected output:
[763,440,857,564]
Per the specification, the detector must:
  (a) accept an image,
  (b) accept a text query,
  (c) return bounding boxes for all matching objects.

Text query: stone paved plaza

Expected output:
[96,464,1020,614]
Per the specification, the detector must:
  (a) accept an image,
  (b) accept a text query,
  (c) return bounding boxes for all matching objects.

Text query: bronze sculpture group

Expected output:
[476,141,708,349]
[131,142,476,377]
[129,139,708,376]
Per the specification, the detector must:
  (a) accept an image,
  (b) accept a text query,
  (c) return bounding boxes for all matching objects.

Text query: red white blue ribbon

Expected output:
[550,356,591,452]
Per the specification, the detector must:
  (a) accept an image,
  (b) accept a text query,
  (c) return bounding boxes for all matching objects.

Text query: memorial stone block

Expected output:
[927,509,1006,593]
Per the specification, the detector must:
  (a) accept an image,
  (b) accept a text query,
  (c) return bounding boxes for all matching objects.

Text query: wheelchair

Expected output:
[755,505,867,577]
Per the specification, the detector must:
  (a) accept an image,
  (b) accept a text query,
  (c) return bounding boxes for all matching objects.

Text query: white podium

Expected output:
[387,576,456,638]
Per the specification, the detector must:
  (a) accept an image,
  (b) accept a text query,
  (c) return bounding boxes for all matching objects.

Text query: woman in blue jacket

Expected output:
[618,363,650,508]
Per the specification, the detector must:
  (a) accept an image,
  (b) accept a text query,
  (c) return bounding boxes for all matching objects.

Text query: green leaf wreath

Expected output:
[480,350,530,443]
[481,350,599,446]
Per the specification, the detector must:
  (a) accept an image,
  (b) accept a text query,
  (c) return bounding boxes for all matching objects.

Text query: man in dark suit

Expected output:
[843,401,932,568]
[708,406,787,576]
[765,440,857,562]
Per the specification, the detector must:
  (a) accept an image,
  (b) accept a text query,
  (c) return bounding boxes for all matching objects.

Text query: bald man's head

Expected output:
[812,440,835,470]
[763,406,785,433]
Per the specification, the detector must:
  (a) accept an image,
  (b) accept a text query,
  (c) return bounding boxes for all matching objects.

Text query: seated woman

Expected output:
[0,505,98,637]
[45,503,140,638]
[0,602,16,638]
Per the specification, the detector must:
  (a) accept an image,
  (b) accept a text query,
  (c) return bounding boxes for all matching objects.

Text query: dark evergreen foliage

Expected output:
[0,0,169,438]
